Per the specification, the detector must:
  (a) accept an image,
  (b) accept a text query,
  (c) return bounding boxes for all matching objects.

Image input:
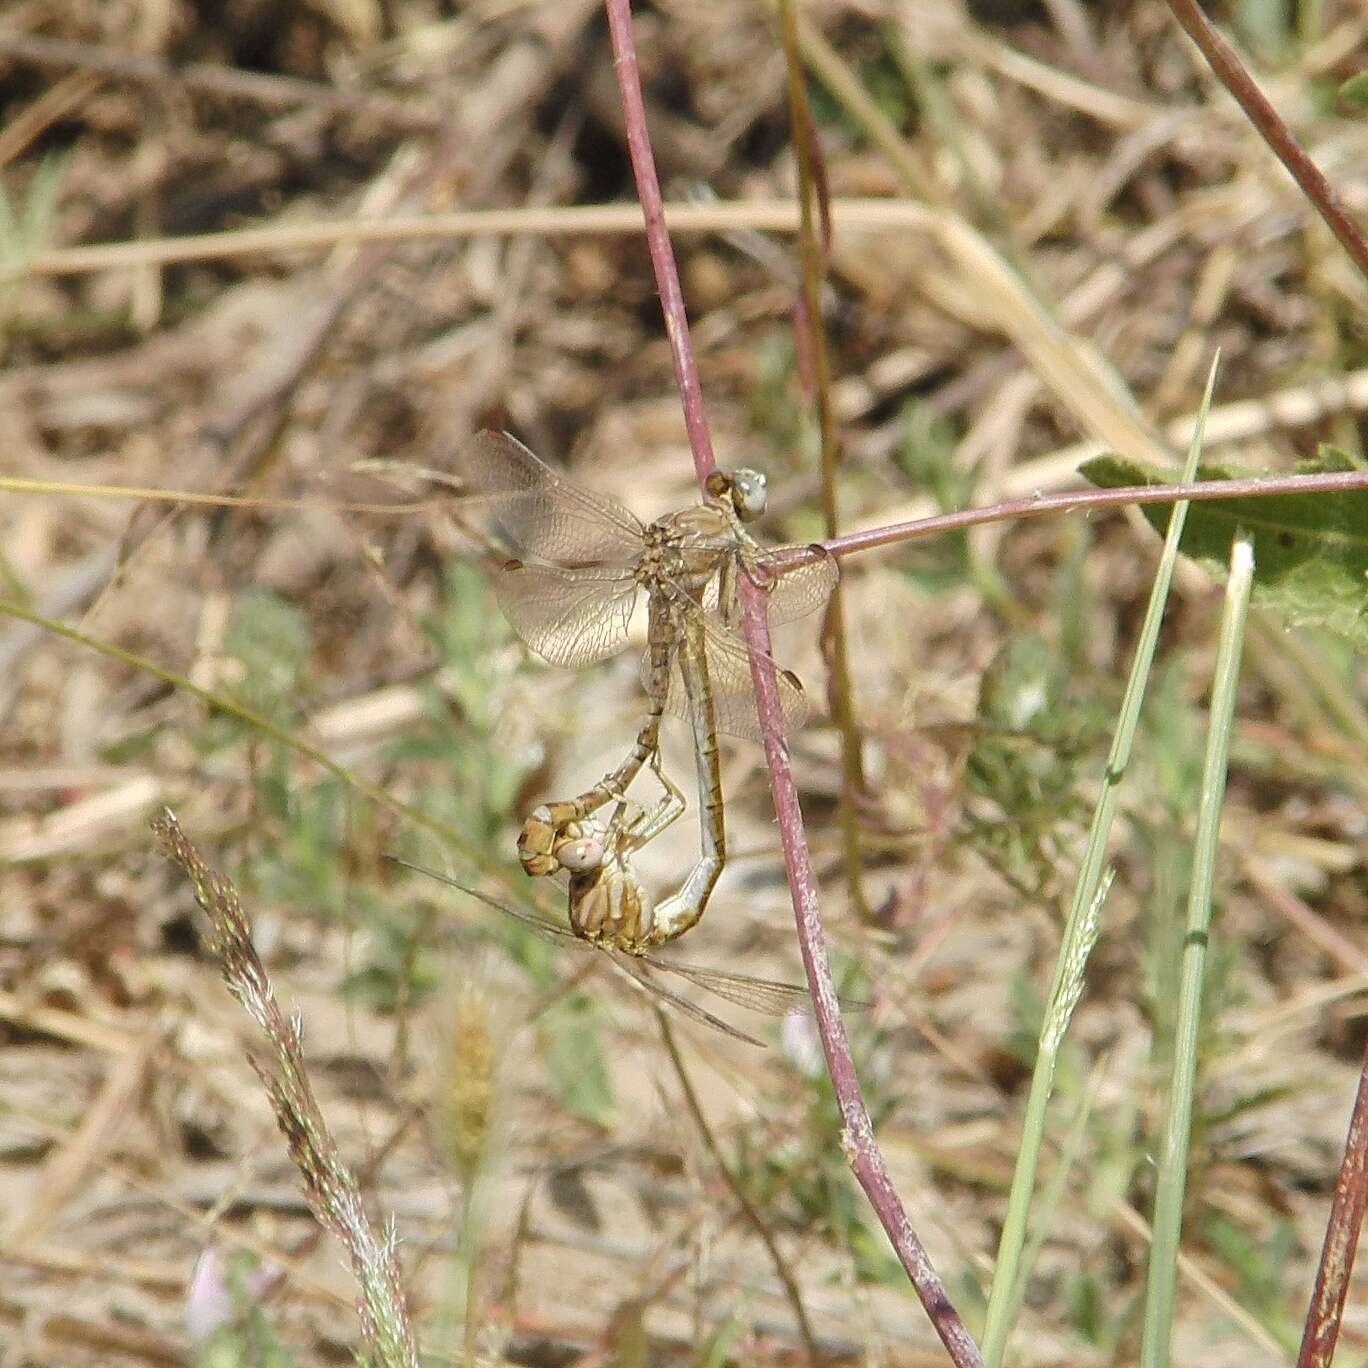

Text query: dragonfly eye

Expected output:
[557,835,606,872]
[729,468,768,521]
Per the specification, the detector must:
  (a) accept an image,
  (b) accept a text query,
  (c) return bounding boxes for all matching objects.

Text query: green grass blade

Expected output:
[981,357,1221,1366]
[1139,528,1257,1368]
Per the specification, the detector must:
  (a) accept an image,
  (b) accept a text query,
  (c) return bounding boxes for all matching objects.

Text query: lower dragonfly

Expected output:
[393,833,818,1048]
[526,745,717,950]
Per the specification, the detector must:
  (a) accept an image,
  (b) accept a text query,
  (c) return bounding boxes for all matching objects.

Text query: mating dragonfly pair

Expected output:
[402,431,838,1045]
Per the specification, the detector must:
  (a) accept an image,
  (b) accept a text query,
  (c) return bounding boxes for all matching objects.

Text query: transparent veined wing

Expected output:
[646,613,811,742]
[647,956,815,1014]
[610,954,768,1046]
[388,858,772,1045]
[648,955,867,1015]
[456,430,646,567]
[702,542,839,628]
[494,559,637,669]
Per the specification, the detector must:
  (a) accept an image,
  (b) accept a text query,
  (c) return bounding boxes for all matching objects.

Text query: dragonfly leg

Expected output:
[617,756,685,852]
[716,553,741,631]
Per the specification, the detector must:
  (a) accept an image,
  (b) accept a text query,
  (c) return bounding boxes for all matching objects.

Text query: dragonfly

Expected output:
[390,842,821,1048]
[456,430,839,889]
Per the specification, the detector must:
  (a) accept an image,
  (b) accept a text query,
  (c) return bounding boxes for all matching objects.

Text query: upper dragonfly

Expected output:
[456,430,838,739]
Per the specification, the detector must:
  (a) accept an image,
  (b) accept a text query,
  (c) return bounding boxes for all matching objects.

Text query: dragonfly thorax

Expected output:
[638,504,740,599]
[568,855,655,952]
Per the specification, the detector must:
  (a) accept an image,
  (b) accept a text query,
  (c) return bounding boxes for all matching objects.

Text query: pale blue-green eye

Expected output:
[731,469,768,520]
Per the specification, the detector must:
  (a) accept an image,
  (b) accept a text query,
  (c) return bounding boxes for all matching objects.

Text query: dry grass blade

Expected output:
[778,0,870,921]
[7,1,1368,1359]
[151,810,419,1368]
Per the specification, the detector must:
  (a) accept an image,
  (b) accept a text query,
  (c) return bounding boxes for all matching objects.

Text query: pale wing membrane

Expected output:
[653,615,810,742]
[456,430,646,566]
[393,859,775,1045]
[498,909,767,1046]
[747,544,839,625]
[495,562,636,669]
[702,543,839,628]
[651,958,816,1014]
[611,956,767,1046]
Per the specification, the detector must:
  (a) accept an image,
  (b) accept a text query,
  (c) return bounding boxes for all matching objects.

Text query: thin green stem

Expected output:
[1139,528,1256,1368]
[981,358,1221,1366]
[461,1185,480,1368]
[777,0,869,920]
[656,1011,820,1368]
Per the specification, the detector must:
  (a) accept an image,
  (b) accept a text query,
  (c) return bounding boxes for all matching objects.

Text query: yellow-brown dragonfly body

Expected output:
[457,431,837,926]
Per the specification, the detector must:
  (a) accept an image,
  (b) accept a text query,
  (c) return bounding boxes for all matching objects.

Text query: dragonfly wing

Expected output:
[750,544,839,625]
[650,953,870,1015]
[456,430,646,566]
[389,857,770,1046]
[497,562,637,668]
[648,955,814,1014]
[703,544,839,628]
[653,615,810,742]
[609,953,767,1046]
[389,857,592,953]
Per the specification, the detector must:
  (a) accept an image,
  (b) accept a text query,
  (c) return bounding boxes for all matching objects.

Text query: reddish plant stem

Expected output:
[1165,0,1368,282]
[740,589,982,1365]
[603,3,981,1362]
[602,0,717,484]
[1297,1039,1368,1368]
[818,469,1368,564]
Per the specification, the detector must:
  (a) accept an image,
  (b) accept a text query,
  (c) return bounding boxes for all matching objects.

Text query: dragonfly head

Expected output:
[707,467,768,522]
[518,808,606,877]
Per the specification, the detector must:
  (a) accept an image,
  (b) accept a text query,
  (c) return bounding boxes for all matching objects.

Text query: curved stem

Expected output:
[656,1011,821,1368]
[1164,0,1368,282]
[778,0,869,921]
[818,468,1368,563]
[603,3,980,1361]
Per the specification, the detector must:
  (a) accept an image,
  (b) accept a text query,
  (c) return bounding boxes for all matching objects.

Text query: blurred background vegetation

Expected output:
[0,1,1366,1364]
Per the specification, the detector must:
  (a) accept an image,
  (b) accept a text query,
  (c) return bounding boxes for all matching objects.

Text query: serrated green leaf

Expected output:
[1079,454,1368,646]
[1339,72,1368,110]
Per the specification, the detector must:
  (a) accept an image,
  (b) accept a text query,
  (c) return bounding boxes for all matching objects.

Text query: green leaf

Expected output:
[1339,72,1368,110]
[223,589,311,716]
[1079,454,1368,646]
[542,998,615,1126]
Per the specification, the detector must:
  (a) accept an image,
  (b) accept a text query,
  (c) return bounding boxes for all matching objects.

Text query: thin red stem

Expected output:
[1297,1037,1368,1368]
[818,469,1368,564]
[740,588,983,1367]
[603,2,981,1362]
[603,0,717,484]
[1165,0,1368,282]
